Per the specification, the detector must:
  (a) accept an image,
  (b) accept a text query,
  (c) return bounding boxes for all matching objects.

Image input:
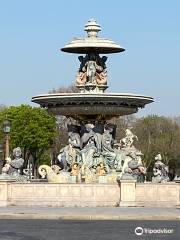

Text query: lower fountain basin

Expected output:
[32,93,153,120]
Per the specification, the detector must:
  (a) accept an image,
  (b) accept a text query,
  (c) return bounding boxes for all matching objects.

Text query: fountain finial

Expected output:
[61,19,125,54]
[84,19,101,38]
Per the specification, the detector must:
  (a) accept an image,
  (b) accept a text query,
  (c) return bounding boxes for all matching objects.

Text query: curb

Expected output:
[0,213,179,220]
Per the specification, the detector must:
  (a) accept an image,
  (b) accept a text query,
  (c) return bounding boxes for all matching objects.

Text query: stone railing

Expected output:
[0,180,179,207]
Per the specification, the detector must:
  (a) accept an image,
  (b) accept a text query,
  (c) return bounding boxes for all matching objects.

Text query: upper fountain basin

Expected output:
[61,37,125,54]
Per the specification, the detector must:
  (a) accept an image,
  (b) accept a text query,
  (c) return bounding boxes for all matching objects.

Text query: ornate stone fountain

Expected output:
[32,19,153,183]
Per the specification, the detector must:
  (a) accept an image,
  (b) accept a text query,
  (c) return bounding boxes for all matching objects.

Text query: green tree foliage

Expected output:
[0,105,56,175]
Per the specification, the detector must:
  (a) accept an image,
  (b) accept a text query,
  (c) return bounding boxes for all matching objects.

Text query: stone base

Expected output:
[69,176,77,183]
[135,182,180,207]
[98,176,107,184]
[119,201,137,207]
[0,182,120,207]
[119,180,136,207]
[0,181,180,207]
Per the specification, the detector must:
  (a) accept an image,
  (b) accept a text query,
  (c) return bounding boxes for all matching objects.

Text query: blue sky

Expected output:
[0,0,179,117]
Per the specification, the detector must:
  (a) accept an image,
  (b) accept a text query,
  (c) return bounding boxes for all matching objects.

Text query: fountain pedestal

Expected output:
[119,180,137,207]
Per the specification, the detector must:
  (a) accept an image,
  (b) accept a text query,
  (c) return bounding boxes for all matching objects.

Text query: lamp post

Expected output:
[0,144,3,154]
[0,143,3,173]
[3,120,11,160]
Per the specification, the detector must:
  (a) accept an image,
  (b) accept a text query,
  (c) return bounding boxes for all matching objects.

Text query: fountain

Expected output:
[32,19,153,183]
[1,20,179,208]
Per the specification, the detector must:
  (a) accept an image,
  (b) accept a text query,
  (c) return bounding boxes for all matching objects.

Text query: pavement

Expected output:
[0,219,179,240]
[0,206,180,220]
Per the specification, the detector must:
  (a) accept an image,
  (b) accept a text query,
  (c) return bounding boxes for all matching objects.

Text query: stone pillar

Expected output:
[4,135,10,160]
[0,181,10,206]
[119,180,137,207]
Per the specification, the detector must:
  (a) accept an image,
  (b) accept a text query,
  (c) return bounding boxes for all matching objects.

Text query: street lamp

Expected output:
[3,119,11,160]
[3,120,11,134]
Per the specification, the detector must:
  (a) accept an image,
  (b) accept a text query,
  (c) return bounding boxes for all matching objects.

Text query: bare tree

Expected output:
[48,84,79,94]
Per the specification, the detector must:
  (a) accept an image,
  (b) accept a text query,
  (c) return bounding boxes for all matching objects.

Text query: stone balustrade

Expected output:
[0,180,179,207]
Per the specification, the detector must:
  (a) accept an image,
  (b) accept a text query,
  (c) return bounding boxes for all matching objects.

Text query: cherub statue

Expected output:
[3,147,24,175]
[70,162,79,176]
[96,162,106,176]
[120,128,138,149]
[121,150,146,182]
[0,147,27,181]
[152,154,169,183]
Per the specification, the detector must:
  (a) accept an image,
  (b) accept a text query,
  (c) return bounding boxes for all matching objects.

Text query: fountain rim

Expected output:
[31,92,154,119]
[61,45,125,54]
[32,92,154,102]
